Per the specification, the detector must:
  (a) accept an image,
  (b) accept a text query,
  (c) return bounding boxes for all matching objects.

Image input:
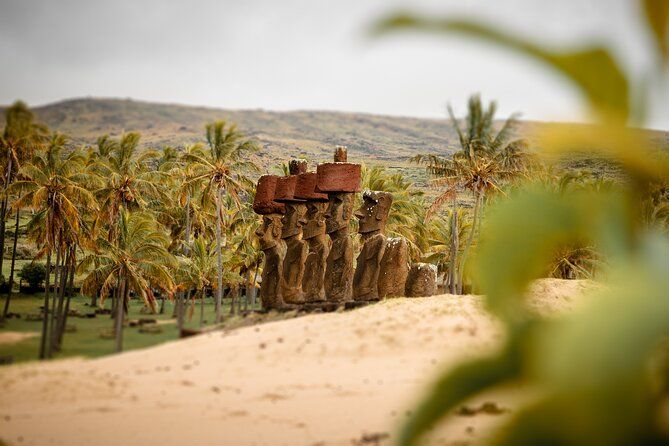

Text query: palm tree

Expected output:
[79,210,176,352]
[413,94,529,292]
[91,133,165,242]
[9,134,97,358]
[0,101,48,278]
[184,121,259,323]
[177,236,240,327]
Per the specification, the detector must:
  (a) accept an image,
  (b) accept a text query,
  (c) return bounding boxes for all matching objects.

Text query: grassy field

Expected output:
[0,292,260,364]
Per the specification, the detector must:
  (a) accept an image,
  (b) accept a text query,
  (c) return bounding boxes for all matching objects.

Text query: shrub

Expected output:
[18,263,46,293]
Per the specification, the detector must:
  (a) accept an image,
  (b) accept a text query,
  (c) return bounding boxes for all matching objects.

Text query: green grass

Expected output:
[0,292,259,364]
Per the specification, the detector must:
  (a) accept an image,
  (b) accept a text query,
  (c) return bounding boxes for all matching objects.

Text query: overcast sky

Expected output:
[1,0,667,128]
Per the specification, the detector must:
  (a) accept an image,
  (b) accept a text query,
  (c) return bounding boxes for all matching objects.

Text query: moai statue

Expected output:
[353,190,393,301]
[378,237,410,298]
[252,175,286,310]
[295,172,329,302]
[274,160,309,305]
[317,147,361,302]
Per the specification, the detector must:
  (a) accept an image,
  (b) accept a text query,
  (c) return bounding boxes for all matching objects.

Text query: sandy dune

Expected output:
[0,279,592,446]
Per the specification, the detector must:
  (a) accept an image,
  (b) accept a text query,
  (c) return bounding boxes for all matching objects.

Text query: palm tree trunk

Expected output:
[229,284,237,316]
[47,246,62,358]
[2,208,19,319]
[458,192,483,294]
[0,151,13,276]
[199,289,205,328]
[39,251,52,360]
[114,276,127,353]
[449,201,459,295]
[215,187,223,323]
[51,249,70,355]
[251,266,259,309]
[174,192,192,321]
[244,270,251,312]
[55,248,76,350]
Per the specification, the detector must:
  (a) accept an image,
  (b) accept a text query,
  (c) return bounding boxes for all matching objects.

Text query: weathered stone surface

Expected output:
[378,237,409,298]
[253,175,285,215]
[289,158,308,175]
[324,192,355,302]
[353,190,393,301]
[295,172,329,201]
[274,176,304,203]
[280,202,308,304]
[316,163,361,193]
[334,146,348,162]
[405,263,438,297]
[301,201,328,302]
[255,214,286,310]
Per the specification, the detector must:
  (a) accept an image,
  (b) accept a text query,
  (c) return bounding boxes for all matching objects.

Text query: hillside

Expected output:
[2,97,668,185]
[21,97,461,164]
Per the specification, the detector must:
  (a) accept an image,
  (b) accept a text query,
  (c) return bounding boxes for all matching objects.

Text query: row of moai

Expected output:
[253,147,437,311]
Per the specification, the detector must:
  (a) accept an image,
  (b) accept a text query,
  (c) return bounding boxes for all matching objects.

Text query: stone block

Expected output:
[294,172,328,201]
[378,237,409,298]
[316,163,361,193]
[253,175,286,215]
[274,176,305,203]
[405,263,437,297]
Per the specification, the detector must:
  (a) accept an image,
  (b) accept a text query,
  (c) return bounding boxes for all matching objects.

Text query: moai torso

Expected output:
[324,192,355,302]
[353,191,393,302]
[256,214,286,310]
[353,232,387,301]
[301,202,329,301]
[280,203,308,304]
[324,227,354,302]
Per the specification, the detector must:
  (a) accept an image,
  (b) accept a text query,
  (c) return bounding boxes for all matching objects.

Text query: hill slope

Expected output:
[3,97,668,184]
[23,98,461,164]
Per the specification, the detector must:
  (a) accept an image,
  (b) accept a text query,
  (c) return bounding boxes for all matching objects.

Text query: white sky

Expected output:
[1,0,667,129]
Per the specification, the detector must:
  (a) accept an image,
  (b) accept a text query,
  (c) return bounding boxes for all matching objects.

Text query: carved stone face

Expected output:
[281,203,307,239]
[302,201,327,240]
[255,214,283,250]
[355,191,393,234]
[324,192,354,234]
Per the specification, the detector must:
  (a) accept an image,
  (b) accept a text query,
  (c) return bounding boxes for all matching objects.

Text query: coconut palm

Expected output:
[0,101,48,277]
[91,132,165,242]
[423,209,472,292]
[9,134,97,358]
[79,210,176,352]
[413,95,529,292]
[177,236,241,327]
[184,121,259,323]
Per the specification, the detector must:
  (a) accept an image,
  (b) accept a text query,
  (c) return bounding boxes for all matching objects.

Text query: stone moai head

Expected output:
[324,193,354,234]
[316,147,361,235]
[255,214,284,250]
[295,172,329,240]
[275,159,309,239]
[355,190,393,234]
[253,175,286,250]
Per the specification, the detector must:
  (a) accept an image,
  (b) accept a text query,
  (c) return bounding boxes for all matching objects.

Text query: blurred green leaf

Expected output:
[372,15,630,122]
[642,0,669,65]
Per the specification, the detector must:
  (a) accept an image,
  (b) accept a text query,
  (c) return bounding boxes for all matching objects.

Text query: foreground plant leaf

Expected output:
[371,15,630,123]
[642,0,669,65]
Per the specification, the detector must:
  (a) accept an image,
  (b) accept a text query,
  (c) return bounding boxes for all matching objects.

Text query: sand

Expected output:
[0,279,592,446]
